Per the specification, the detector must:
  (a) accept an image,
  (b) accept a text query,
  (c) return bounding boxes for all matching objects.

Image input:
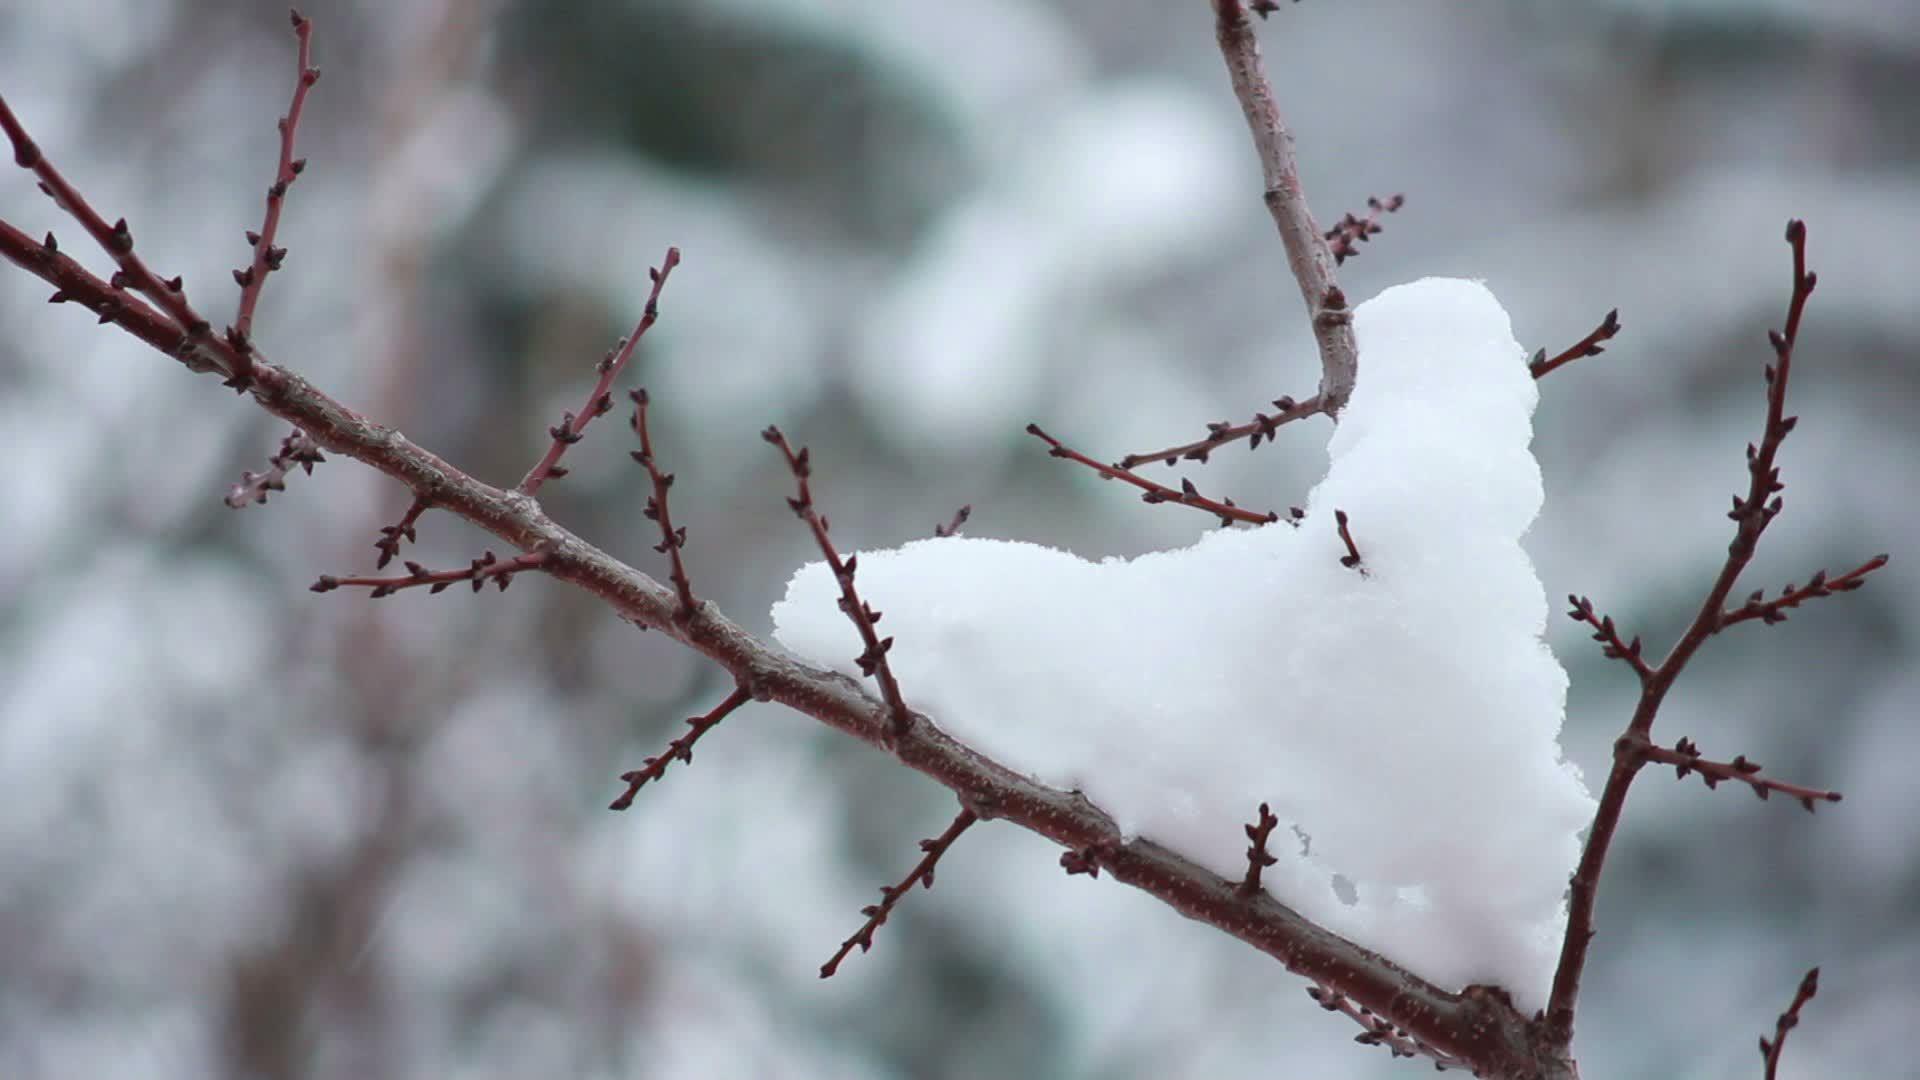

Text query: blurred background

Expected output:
[2,1,1916,1077]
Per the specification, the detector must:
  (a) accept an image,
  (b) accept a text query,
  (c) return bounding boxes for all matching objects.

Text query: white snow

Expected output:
[771,278,1594,1009]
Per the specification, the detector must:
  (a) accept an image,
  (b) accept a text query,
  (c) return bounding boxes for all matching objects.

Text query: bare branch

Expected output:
[1546,221,1863,1046]
[820,806,979,978]
[1211,0,1358,415]
[1333,509,1362,571]
[518,247,681,496]
[629,388,697,618]
[1759,968,1820,1080]
[225,427,325,508]
[1719,554,1889,630]
[1119,393,1327,469]
[1530,309,1622,380]
[310,548,550,599]
[763,427,917,742]
[1565,595,1653,682]
[608,685,753,810]
[1645,737,1843,812]
[933,505,971,538]
[1324,194,1404,266]
[231,10,319,354]
[1027,423,1289,527]
[1237,803,1280,898]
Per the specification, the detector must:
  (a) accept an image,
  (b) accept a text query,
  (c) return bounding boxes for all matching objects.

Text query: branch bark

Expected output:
[1211,0,1358,416]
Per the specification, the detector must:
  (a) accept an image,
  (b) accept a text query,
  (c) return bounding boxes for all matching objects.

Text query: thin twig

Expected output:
[1307,985,1465,1070]
[1759,968,1819,1080]
[1028,423,1286,527]
[225,427,325,508]
[310,548,550,598]
[1238,803,1280,898]
[1719,554,1889,629]
[1324,194,1404,266]
[1647,738,1843,811]
[1211,0,1358,415]
[763,427,916,741]
[820,806,979,978]
[1333,509,1362,570]
[518,247,680,496]
[608,686,753,810]
[1565,595,1654,681]
[231,10,320,354]
[934,505,971,538]
[1119,394,1326,469]
[629,388,696,618]
[1531,309,1622,380]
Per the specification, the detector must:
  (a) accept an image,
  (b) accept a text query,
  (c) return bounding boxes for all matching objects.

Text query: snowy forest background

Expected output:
[2,1,1917,1077]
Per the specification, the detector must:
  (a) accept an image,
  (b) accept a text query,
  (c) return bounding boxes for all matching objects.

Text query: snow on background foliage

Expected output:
[776,279,1593,1006]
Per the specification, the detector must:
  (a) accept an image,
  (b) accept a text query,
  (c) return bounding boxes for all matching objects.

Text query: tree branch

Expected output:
[1211,0,1357,416]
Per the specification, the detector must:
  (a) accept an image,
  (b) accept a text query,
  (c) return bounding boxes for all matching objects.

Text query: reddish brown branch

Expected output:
[1211,0,1358,415]
[1719,554,1889,629]
[933,505,971,538]
[1530,309,1622,380]
[1238,803,1280,898]
[608,685,752,810]
[629,388,696,618]
[1759,967,1819,1080]
[0,93,242,382]
[1546,222,1855,1048]
[763,427,916,741]
[1027,423,1285,527]
[1324,194,1404,266]
[372,495,432,569]
[231,10,319,353]
[1565,595,1653,681]
[1119,394,1326,469]
[518,247,680,496]
[1333,509,1362,570]
[225,427,325,508]
[310,548,550,598]
[1644,737,1843,811]
[820,806,979,978]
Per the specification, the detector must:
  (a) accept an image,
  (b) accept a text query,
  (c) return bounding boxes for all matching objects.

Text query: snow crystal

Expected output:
[771,278,1594,1008]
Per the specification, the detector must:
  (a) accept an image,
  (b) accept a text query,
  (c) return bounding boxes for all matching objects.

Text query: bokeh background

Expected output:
[2,1,1917,1077]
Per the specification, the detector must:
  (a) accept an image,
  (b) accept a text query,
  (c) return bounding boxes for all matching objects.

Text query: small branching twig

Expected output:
[1531,309,1622,380]
[1546,222,1870,1050]
[518,247,680,496]
[629,388,696,618]
[372,495,431,569]
[230,10,319,360]
[1565,595,1653,681]
[1027,423,1286,527]
[310,548,549,599]
[225,427,325,508]
[933,505,971,538]
[1759,968,1820,1080]
[1324,194,1404,266]
[763,427,915,741]
[1644,738,1843,812]
[819,806,979,978]
[1333,509,1363,571]
[1719,554,1889,629]
[1308,985,1464,1070]
[1119,394,1326,468]
[607,685,752,810]
[1238,803,1280,898]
